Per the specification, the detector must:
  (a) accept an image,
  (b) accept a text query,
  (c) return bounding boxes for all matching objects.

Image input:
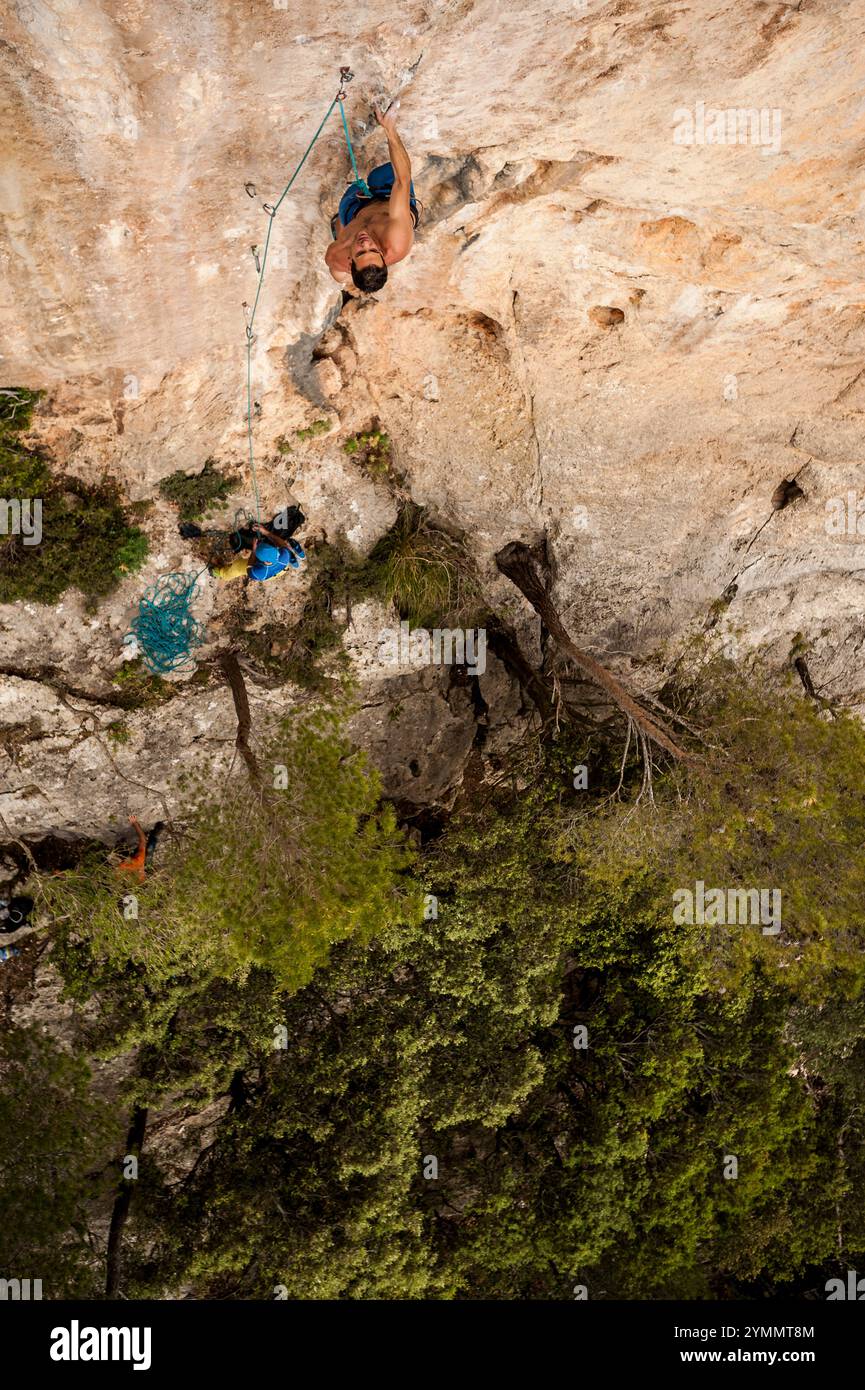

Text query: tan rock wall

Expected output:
[2,0,864,833]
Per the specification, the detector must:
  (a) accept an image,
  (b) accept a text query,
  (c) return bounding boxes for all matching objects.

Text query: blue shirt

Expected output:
[249,540,294,582]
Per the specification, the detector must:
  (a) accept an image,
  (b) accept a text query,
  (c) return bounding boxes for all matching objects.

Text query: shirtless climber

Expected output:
[325,101,419,292]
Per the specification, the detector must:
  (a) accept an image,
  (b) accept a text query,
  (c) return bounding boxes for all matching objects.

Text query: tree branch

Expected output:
[219,651,263,786]
[494,542,694,763]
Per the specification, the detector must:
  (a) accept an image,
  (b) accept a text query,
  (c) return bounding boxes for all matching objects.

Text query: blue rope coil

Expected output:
[126,570,206,675]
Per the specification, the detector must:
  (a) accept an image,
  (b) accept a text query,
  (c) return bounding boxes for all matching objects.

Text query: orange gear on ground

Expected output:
[116,816,147,883]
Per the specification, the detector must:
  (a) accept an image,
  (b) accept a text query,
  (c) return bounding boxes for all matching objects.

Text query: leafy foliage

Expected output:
[158,458,240,522]
[0,387,147,606]
[110,657,176,708]
[295,419,331,442]
[0,1026,116,1297]
[361,502,483,629]
[343,428,392,480]
[43,707,421,994]
[23,664,865,1300]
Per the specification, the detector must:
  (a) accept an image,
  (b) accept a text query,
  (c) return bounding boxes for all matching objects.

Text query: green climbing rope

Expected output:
[339,99,372,201]
[127,68,369,672]
[245,68,369,521]
[126,569,208,674]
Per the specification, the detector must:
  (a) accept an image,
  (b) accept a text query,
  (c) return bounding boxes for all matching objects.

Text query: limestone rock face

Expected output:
[2,0,865,835]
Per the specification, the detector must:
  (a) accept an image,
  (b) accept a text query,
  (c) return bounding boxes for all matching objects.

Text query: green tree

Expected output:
[0,387,147,605]
[39,664,865,1299]
[43,706,421,993]
[0,1026,116,1297]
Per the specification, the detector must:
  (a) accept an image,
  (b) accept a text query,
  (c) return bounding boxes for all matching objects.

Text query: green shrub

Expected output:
[111,658,175,708]
[0,1025,116,1296]
[563,660,865,997]
[42,707,422,993]
[295,419,331,442]
[31,660,865,1301]
[362,502,483,628]
[158,458,240,521]
[343,429,392,479]
[0,387,148,606]
[0,387,41,431]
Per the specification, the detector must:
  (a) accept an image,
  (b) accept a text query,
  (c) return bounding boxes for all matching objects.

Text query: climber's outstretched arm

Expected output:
[375,103,412,214]
[374,102,414,256]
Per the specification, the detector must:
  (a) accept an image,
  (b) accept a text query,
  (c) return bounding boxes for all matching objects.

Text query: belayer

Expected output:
[180,504,305,582]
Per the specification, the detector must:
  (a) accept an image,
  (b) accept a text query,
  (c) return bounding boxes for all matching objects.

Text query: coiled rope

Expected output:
[126,570,208,674]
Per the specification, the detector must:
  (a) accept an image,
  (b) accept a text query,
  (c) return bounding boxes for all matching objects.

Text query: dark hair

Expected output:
[350,260,388,293]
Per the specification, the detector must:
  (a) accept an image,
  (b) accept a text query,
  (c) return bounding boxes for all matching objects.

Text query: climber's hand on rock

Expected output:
[374,100,400,133]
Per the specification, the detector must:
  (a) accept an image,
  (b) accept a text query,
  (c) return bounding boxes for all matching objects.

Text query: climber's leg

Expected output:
[268,504,305,539]
[212,554,252,582]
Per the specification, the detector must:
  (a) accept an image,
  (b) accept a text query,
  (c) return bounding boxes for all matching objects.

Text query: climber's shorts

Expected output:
[335,162,418,233]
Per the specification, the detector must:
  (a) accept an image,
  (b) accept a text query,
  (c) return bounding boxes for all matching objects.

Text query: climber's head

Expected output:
[350,227,388,293]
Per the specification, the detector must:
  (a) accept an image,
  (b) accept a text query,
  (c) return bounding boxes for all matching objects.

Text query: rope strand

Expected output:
[126,570,208,674]
[339,99,371,198]
[245,76,368,520]
[127,69,366,673]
